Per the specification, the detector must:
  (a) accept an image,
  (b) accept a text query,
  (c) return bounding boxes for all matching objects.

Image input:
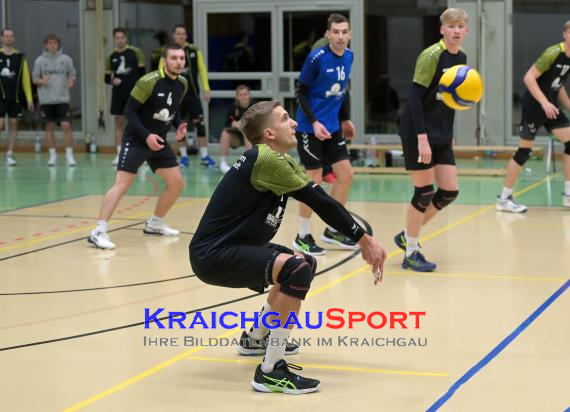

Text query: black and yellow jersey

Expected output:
[160,42,209,97]
[124,68,188,139]
[0,48,33,104]
[399,39,467,144]
[106,45,146,92]
[523,42,570,108]
[191,144,310,252]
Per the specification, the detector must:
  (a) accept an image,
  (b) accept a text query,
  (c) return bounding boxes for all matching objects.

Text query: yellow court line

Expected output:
[384,270,567,283]
[62,174,556,410]
[185,356,450,378]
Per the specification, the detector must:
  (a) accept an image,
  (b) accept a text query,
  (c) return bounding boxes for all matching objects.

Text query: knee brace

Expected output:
[513,147,531,166]
[432,188,459,210]
[411,185,435,213]
[193,116,206,137]
[277,255,315,300]
[301,253,317,276]
[564,141,570,155]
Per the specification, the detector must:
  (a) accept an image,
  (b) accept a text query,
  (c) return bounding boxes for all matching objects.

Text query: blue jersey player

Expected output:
[293,13,357,256]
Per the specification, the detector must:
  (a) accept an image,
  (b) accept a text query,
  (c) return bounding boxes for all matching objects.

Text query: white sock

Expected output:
[565,181,570,195]
[405,231,419,257]
[116,145,121,154]
[327,226,337,233]
[96,220,108,232]
[247,302,271,339]
[65,147,73,157]
[6,150,13,157]
[200,147,208,157]
[298,217,312,238]
[148,215,163,225]
[220,156,227,165]
[179,146,188,157]
[49,148,57,156]
[187,136,194,146]
[500,187,513,200]
[261,327,291,373]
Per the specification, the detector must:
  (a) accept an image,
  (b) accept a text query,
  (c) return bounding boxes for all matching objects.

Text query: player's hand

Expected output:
[112,77,122,86]
[146,133,165,151]
[67,78,75,89]
[312,121,331,141]
[203,91,211,103]
[175,122,188,142]
[358,234,387,284]
[27,102,34,111]
[341,120,355,141]
[541,101,559,120]
[417,134,432,164]
[38,75,51,86]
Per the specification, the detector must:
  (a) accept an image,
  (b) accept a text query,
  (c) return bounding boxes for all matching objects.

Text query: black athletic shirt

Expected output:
[399,40,467,144]
[190,144,366,255]
[106,46,146,93]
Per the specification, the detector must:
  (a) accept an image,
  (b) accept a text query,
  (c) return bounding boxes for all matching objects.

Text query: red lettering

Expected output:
[390,312,408,329]
[408,311,426,329]
[326,308,345,329]
[348,311,365,328]
[366,312,387,329]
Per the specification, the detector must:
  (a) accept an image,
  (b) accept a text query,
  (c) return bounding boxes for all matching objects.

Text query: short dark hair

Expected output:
[1,28,14,36]
[113,27,126,36]
[154,30,169,46]
[172,24,187,34]
[240,100,281,146]
[327,13,349,30]
[161,42,183,58]
[44,33,60,45]
[235,84,250,94]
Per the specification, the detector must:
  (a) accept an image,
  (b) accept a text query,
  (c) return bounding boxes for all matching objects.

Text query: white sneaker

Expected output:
[563,193,570,208]
[47,154,57,166]
[496,195,528,213]
[143,220,180,236]
[112,155,119,166]
[66,155,77,167]
[220,161,231,174]
[6,155,16,166]
[87,230,116,249]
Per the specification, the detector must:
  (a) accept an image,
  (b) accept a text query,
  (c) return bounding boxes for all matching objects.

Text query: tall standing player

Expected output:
[496,20,570,212]
[293,13,357,256]
[394,8,469,272]
[190,100,386,394]
[88,44,187,250]
[105,27,146,166]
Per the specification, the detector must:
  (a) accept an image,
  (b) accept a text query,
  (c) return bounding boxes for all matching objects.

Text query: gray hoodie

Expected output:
[32,50,76,105]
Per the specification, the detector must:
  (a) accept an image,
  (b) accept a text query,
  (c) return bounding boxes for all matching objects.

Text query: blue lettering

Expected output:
[262,311,281,329]
[144,308,165,329]
[188,312,209,329]
[240,311,260,329]
[283,312,302,329]
[169,312,187,329]
[305,311,323,329]
[219,311,238,329]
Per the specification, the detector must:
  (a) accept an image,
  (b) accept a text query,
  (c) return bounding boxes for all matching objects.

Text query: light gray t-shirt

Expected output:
[32,50,76,105]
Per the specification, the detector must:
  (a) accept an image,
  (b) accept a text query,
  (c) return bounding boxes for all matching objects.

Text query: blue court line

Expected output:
[427,278,570,411]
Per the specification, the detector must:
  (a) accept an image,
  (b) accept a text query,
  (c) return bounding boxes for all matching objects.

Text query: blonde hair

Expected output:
[239,100,281,146]
[440,8,468,25]
[564,20,570,31]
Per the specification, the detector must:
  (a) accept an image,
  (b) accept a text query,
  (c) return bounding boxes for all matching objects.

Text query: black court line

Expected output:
[0,221,145,262]
[0,193,90,215]
[0,212,371,351]
[123,227,194,236]
[0,214,145,221]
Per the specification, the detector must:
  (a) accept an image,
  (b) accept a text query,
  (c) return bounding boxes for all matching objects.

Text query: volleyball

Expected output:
[438,65,484,110]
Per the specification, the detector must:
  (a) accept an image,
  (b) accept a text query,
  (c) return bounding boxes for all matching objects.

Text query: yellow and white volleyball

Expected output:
[438,65,484,111]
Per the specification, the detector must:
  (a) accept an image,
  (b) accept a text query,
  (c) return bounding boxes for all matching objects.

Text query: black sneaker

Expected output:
[251,359,320,394]
[321,228,359,250]
[402,250,437,272]
[236,331,300,356]
[394,230,422,252]
[292,234,325,256]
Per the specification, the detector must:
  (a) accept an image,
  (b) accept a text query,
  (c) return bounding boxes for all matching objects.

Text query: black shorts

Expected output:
[40,104,71,123]
[110,91,129,116]
[400,134,455,170]
[225,127,245,149]
[0,100,23,118]
[190,243,294,293]
[296,130,350,170]
[519,102,570,140]
[117,135,179,173]
[180,95,204,122]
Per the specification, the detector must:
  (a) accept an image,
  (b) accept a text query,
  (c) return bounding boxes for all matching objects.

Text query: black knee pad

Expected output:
[301,253,317,276]
[193,116,206,136]
[411,185,435,213]
[564,141,570,155]
[277,255,315,300]
[513,147,531,166]
[432,188,459,210]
